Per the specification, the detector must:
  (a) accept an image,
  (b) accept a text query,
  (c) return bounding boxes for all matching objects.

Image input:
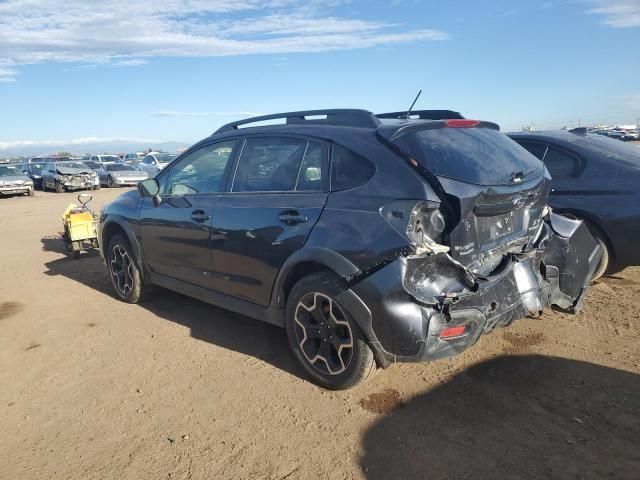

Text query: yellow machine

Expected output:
[62,193,98,258]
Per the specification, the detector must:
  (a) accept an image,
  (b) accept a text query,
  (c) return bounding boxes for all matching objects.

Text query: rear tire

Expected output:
[590,228,610,281]
[106,234,154,303]
[285,272,376,390]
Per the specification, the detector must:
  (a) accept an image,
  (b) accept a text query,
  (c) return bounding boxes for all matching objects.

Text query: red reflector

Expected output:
[445,119,480,128]
[439,325,466,339]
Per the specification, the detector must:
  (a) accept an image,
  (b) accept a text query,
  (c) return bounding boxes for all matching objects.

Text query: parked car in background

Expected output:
[137,153,178,176]
[509,129,640,278]
[0,164,34,197]
[28,155,70,164]
[98,163,150,187]
[121,153,145,163]
[83,160,103,173]
[22,161,47,189]
[99,109,601,389]
[41,161,100,192]
[90,154,121,164]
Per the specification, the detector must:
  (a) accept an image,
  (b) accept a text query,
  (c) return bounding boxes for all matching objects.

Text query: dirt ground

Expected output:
[1,188,639,480]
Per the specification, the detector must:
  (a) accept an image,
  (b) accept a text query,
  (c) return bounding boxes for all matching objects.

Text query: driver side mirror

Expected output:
[138,178,161,207]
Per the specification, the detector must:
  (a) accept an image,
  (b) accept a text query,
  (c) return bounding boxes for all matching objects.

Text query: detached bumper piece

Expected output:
[343,213,602,367]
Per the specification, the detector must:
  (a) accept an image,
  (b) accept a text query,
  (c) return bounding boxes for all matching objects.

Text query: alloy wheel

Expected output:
[110,244,134,296]
[294,292,354,375]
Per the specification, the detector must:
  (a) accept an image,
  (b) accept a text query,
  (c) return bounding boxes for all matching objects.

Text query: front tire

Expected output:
[107,176,114,188]
[41,180,47,192]
[55,181,64,193]
[107,234,154,303]
[285,272,376,390]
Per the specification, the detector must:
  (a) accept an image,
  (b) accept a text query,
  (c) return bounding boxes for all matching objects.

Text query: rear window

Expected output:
[394,128,543,186]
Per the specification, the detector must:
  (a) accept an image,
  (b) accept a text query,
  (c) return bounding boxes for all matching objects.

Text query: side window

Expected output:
[331,145,375,191]
[544,147,581,178]
[163,140,237,195]
[233,137,307,192]
[518,141,547,161]
[296,141,328,192]
[143,156,153,165]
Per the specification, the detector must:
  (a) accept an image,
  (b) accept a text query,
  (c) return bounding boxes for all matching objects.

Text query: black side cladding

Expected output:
[542,213,603,311]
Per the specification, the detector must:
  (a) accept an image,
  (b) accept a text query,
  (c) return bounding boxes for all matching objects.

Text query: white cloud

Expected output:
[0,0,449,81]
[148,111,263,117]
[0,137,158,150]
[588,0,640,28]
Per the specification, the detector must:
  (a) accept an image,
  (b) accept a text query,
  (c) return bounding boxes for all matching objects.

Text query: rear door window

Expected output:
[517,141,548,161]
[296,141,328,192]
[232,137,307,192]
[543,147,581,178]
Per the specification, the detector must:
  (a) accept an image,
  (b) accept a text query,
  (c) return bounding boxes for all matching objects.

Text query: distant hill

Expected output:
[0,139,192,158]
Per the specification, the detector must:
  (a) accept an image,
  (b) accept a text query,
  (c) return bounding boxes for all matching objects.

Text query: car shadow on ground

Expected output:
[41,236,307,382]
[360,354,640,480]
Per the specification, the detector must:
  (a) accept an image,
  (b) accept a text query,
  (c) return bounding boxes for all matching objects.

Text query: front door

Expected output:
[208,136,329,305]
[139,140,239,288]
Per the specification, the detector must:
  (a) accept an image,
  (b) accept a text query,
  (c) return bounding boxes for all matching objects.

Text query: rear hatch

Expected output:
[379,121,549,274]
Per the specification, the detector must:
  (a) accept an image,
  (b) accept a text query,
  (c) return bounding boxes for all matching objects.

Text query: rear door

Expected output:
[208,136,329,305]
[138,140,239,289]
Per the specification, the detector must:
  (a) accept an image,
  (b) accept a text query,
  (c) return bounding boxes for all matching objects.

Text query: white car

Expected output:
[137,153,178,176]
[90,154,121,165]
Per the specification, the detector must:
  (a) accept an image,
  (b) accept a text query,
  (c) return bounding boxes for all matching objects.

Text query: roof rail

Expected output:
[214,109,380,134]
[376,110,465,120]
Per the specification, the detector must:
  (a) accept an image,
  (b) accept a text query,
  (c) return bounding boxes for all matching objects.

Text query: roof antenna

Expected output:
[402,90,422,119]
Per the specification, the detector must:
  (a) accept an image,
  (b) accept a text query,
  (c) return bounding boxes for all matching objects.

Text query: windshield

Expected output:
[155,154,177,163]
[0,166,22,177]
[393,127,543,186]
[100,156,121,162]
[106,164,136,171]
[28,163,46,173]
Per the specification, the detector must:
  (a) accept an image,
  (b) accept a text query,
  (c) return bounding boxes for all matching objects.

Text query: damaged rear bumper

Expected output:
[337,213,602,368]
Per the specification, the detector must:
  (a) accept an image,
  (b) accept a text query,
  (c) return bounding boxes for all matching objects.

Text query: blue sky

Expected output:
[0,0,639,153]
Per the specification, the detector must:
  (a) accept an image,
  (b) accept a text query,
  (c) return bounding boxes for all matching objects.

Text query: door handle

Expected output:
[191,210,210,223]
[278,210,308,226]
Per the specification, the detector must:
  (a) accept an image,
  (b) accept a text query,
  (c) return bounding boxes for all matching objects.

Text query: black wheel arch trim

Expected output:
[100,216,146,277]
[270,247,361,308]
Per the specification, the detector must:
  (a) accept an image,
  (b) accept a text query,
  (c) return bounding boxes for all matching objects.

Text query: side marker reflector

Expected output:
[440,325,466,339]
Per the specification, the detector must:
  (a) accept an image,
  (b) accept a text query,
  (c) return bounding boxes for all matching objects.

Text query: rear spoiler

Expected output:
[376,110,465,120]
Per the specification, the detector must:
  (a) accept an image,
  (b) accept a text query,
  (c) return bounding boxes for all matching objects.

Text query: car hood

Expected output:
[56,166,93,175]
[0,175,31,183]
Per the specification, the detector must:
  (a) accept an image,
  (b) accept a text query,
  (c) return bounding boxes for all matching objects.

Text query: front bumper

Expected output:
[339,213,602,368]
[0,185,33,196]
[112,177,146,186]
[63,180,96,190]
